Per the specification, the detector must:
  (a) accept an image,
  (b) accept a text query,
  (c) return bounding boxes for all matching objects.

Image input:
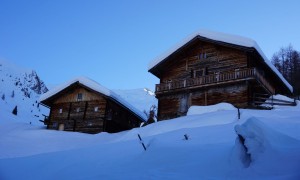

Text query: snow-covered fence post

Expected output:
[184,134,189,140]
[138,134,147,151]
[12,106,17,115]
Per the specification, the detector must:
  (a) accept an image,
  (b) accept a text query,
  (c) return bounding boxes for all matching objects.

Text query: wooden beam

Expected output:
[103,99,109,131]
[83,101,88,120]
[205,90,207,105]
[67,102,72,120]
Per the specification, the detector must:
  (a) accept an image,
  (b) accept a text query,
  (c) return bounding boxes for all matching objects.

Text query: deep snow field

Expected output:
[1,102,300,180]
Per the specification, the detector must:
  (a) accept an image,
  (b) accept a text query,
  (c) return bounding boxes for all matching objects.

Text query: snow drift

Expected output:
[187,103,236,116]
[233,117,300,178]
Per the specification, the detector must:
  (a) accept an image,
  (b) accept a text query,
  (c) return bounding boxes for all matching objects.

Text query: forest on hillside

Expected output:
[271,45,300,97]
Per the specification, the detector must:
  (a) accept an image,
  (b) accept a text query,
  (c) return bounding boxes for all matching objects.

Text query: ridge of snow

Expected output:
[234,117,300,165]
[187,103,236,116]
[148,29,293,92]
[40,77,147,121]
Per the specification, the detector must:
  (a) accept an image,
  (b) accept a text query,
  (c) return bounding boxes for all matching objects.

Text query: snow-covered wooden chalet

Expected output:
[40,77,146,133]
[148,30,293,120]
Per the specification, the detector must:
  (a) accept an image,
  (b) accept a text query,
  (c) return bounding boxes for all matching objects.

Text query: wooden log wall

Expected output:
[54,87,102,103]
[158,82,249,120]
[49,99,106,133]
[49,87,107,133]
[160,41,248,83]
[105,101,141,133]
[45,84,144,133]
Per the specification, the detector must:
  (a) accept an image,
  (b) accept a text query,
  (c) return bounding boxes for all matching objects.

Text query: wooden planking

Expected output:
[158,82,249,120]
[153,37,291,121]
[158,93,184,120]
[54,87,105,104]
[161,41,248,82]
[46,84,144,134]
[49,99,107,132]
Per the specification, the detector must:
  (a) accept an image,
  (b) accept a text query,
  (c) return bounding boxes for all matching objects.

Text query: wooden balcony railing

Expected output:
[155,68,275,94]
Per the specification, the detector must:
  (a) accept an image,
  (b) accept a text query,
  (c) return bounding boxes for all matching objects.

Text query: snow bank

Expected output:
[187,103,236,116]
[261,94,297,109]
[148,29,293,92]
[270,94,294,102]
[234,117,300,163]
[1,104,300,179]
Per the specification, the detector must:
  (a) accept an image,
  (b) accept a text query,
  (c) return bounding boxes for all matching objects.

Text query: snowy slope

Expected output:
[0,101,300,179]
[0,59,49,125]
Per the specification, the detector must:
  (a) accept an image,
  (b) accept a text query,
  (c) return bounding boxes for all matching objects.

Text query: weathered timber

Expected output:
[40,82,144,134]
[149,37,292,120]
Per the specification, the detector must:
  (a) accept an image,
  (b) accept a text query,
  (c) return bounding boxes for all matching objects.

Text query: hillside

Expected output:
[0,59,48,125]
[0,102,299,179]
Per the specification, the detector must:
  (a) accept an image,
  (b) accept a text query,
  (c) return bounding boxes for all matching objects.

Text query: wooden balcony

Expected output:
[155,68,275,95]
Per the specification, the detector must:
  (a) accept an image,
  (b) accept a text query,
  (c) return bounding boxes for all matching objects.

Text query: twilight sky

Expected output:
[0,0,299,90]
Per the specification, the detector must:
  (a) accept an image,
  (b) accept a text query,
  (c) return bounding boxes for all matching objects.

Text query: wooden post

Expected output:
[184,134,189,140]
[238,108,240,120]
[67,102,72,120]
[138,134,146,151]
[103,100,109,131]
[47,109,53,129]
[205,90,207,106]
[83,101,88,120]
[73,119,76,132]
[271,95,274,108]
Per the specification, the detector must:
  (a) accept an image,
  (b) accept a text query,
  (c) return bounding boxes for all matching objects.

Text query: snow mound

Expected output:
[187,103,236,116]
[271,94,295,102]
[234,117,300,165]
[261,94,297,109]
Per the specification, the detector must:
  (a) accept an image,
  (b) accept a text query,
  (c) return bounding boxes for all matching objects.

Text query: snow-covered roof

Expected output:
[148,29,293,92]
[39,77,147,121]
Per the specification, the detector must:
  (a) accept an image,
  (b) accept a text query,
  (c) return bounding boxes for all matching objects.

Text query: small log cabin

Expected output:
[39,77,146,133]
[148,30,293,120]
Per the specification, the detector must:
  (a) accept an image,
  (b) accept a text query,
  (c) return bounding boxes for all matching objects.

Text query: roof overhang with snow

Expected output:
[148,30,293,93]
[40,77,147,121]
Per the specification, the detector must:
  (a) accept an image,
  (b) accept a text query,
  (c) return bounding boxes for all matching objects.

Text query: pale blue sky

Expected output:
[0,0,299,90]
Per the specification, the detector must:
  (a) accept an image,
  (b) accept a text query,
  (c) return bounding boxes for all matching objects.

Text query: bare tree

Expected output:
[271,44,300,95]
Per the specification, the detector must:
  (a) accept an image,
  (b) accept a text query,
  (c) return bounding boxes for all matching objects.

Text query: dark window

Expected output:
[52,122,58,128]
[194,68,206,78]
[190,69,194,78]
[77,93,83,101]
[107,109,112,120]
[198,52,207,60]
[94,107,99,112]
